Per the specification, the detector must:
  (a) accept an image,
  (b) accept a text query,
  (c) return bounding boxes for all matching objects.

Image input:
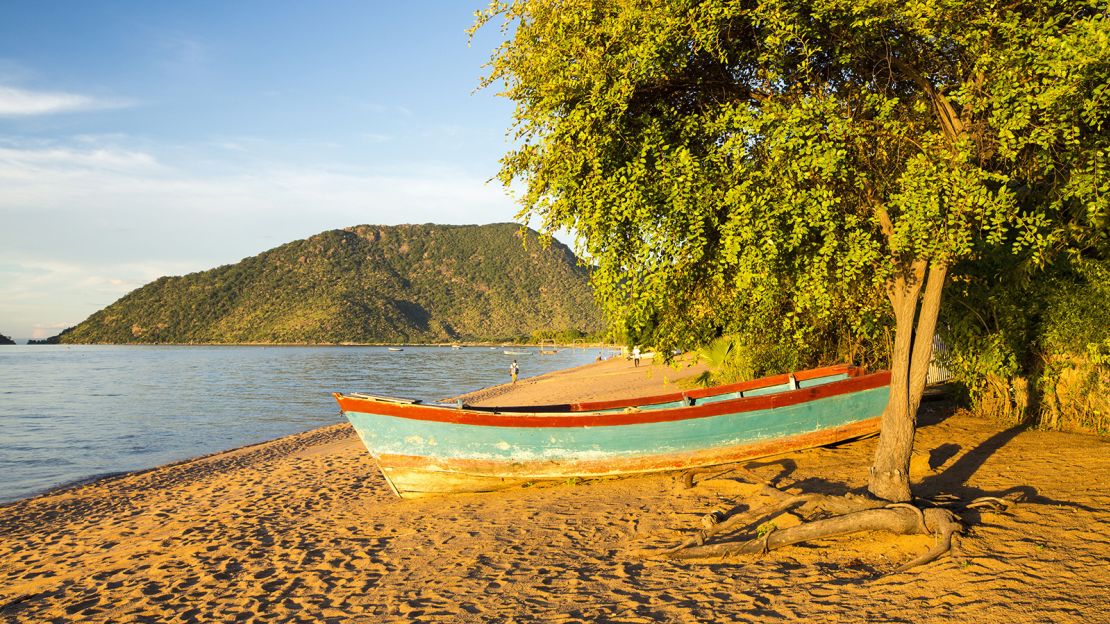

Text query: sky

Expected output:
[0,1,525,340]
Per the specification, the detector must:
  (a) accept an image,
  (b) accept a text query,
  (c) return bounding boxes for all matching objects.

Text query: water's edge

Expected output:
[1,423,351,510]
[0,345,615,504]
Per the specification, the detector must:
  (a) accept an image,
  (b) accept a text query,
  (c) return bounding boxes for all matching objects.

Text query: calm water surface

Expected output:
[0,345,613,503]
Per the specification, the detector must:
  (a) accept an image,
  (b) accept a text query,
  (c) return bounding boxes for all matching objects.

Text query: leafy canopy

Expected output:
[476,0,1109,358]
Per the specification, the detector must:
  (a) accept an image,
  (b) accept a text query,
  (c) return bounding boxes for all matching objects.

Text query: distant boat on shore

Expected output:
[334,364,888,498]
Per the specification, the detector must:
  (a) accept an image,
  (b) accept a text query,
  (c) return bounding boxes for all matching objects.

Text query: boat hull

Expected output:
[337,371,890,498]
[374,417,880,497]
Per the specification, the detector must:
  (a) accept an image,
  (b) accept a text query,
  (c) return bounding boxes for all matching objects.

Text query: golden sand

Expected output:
[1,358,1107,622]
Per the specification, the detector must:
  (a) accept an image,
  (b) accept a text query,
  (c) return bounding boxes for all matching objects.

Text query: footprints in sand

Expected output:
[2,417,1107,622]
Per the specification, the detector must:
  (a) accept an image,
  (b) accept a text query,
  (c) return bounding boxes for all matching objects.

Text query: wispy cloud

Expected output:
[0,145,160,171]
[0,138,512,223]
[0,85,133,116]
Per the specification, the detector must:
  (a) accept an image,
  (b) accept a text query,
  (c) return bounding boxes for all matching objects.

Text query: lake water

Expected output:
[0,345,613,504]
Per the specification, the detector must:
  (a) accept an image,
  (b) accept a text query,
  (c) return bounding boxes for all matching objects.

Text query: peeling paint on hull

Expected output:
[336,370,890,498]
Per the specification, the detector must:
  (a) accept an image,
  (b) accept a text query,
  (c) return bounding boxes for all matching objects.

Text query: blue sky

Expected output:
[0,1,524,339]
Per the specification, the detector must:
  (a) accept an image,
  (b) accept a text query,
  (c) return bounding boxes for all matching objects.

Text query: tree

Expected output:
[476,0,1108,505]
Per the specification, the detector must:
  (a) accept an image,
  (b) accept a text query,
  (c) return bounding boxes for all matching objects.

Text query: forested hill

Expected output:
[56,223,603,344]
[0,333,15,345]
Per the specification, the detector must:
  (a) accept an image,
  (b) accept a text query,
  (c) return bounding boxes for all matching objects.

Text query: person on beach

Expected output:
[632,346,641,367]
[510,360,519,384]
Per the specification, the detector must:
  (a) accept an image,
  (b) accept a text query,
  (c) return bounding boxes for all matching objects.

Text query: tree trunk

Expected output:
[907,263,948,417]
[868,265,925,502]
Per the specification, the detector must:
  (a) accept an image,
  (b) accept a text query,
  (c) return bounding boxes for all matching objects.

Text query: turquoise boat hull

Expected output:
[335,369,890,498]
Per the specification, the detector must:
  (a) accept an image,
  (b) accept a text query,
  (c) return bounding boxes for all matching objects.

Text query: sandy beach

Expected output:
[1,358,1107,623]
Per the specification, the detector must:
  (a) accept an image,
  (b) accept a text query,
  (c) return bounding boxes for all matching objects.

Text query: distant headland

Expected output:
[39,223,603,345]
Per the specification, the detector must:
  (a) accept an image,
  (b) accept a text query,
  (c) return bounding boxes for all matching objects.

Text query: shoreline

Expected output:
[1,359,1107,622]
[2,354,656,508]
[13,341,625,349]
[0,427,328,510]
[1,345,621,504]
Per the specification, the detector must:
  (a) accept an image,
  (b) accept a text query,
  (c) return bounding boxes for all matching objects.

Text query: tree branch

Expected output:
[889,57,966,143]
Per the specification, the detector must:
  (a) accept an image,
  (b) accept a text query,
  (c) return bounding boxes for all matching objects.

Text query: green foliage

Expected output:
[693,335,801,387]
[693,336,746,387]
[475,0,1108,371]
[56,223,604,345]
[1038,259,1110,432]
[939,251,1033,419]
[1088,339,1110,368]
[1039,354,1109,434]
[941,256,1109,431]
[1042,259,1110,356]
[756,522,777,538]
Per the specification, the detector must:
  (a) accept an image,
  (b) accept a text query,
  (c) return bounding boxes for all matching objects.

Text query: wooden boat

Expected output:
[334,365,889,498]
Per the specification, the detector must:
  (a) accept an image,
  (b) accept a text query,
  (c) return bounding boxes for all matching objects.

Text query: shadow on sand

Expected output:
[676,400,1097,590]
[916,419,1098,514]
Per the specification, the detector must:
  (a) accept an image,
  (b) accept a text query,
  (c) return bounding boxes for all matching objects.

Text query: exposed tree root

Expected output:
[645,475,1015,575]
[661,487,885,554]
[681,463,766,489]
[666,506,961,565]
[889,511,961,574]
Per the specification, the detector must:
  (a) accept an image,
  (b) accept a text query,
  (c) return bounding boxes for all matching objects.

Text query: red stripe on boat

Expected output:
[335,370,890,428]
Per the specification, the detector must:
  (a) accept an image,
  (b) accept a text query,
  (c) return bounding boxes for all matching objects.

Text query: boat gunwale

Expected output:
[335,369,891,429]
[465,363,861,413]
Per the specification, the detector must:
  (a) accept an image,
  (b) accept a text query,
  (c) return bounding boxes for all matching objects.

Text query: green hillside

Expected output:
[57,223,603,344]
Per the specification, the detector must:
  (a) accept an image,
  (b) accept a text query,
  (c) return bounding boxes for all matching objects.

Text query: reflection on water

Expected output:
[0,345,613,503]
